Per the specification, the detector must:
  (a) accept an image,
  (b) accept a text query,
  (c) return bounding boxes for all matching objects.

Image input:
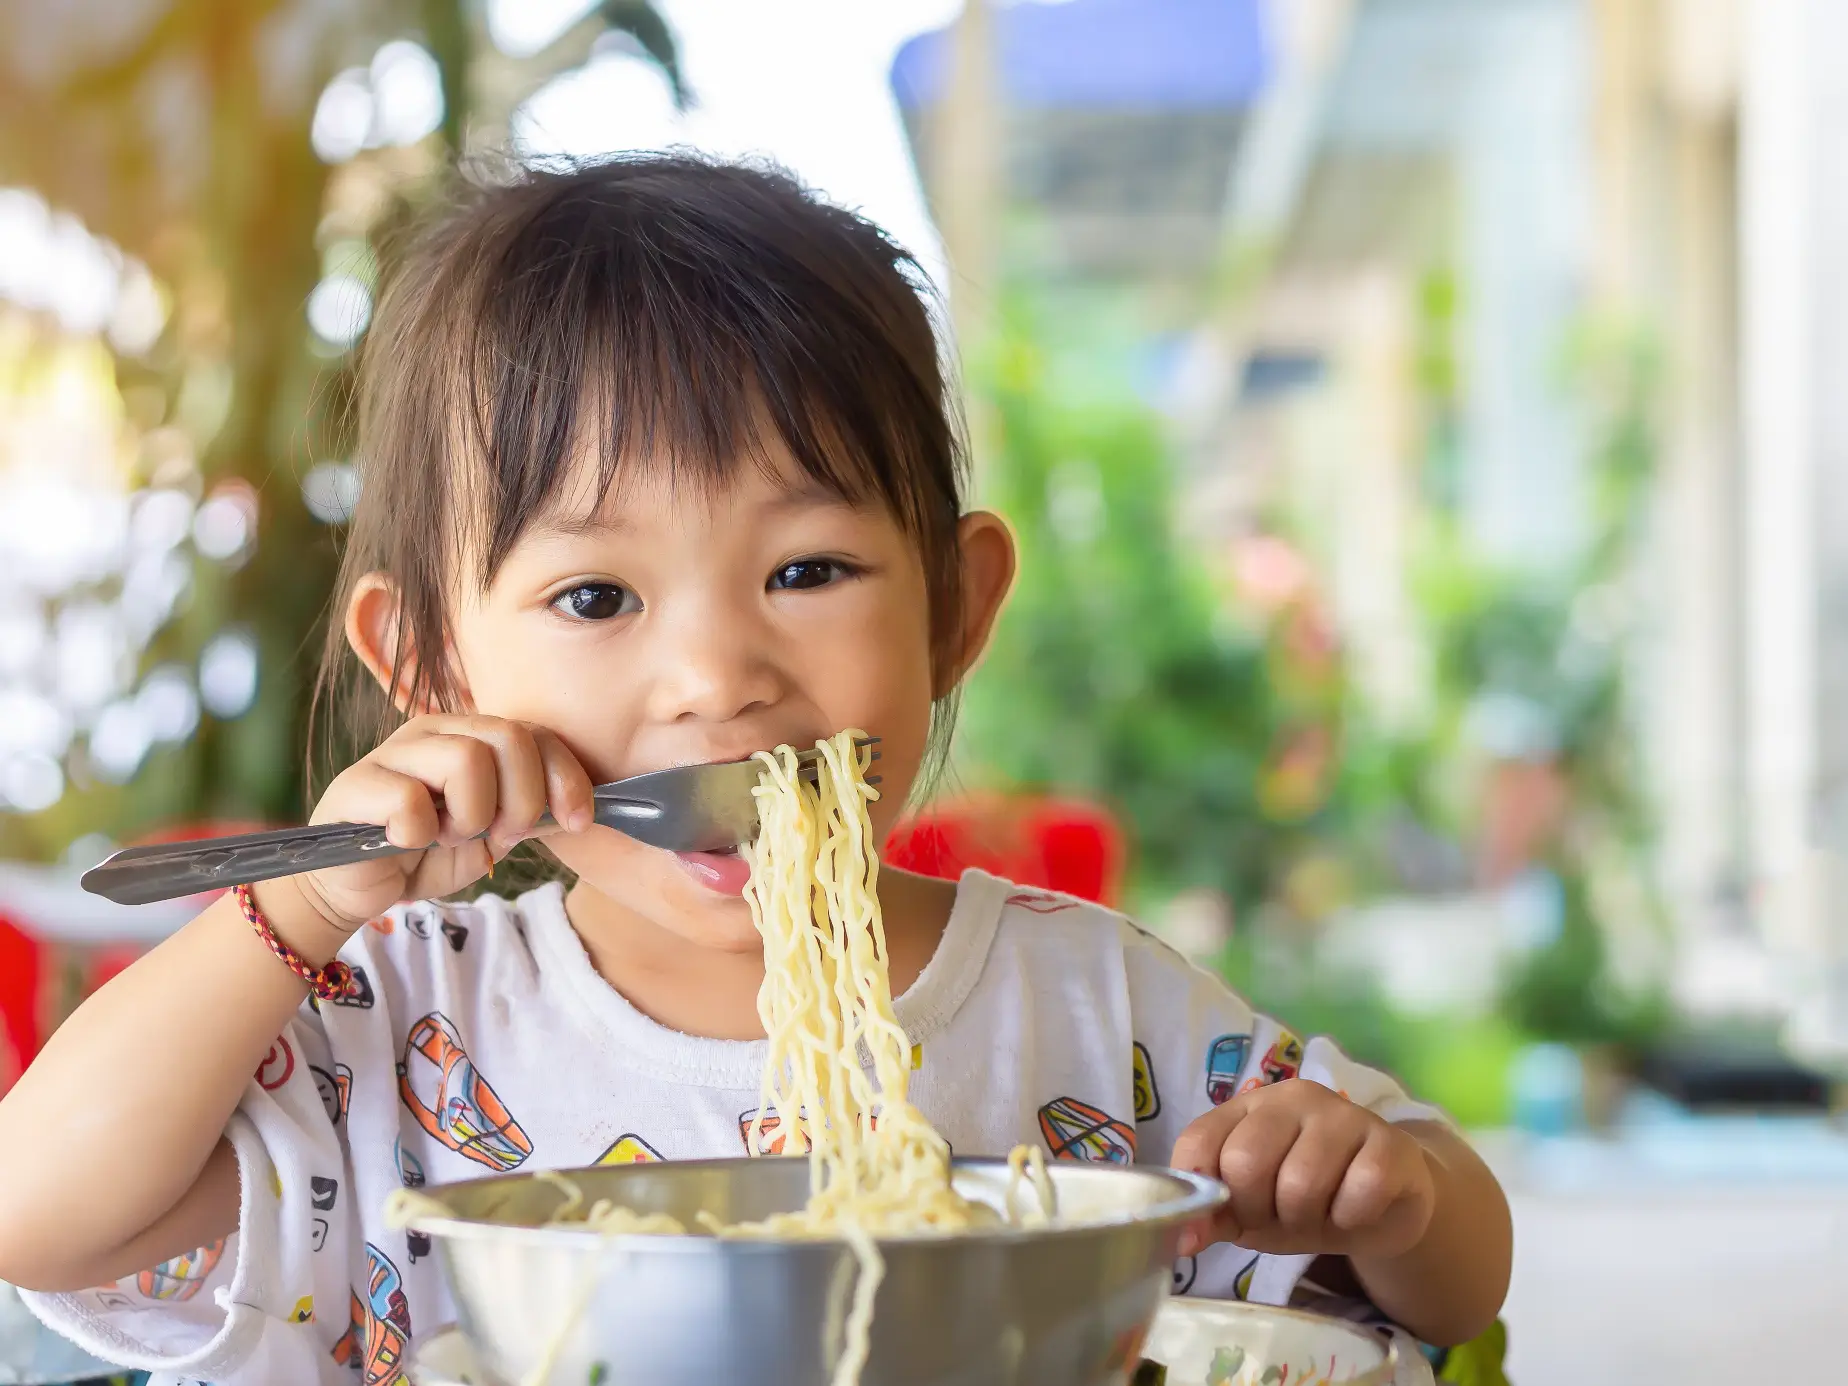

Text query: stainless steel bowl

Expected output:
[402,1156,1226,1386]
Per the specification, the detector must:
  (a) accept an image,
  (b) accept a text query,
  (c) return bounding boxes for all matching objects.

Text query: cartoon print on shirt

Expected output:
[307,964,375,1015]
[1259,1030,1303,1085]
[397,1012,532,1172]
[596,1133,663,1165]
[1005,890,1079,915]
[401,902,469,952]
[1204,1033,1251,1105]
[1037,1097,1136,1164]
[313,1063,353,1126]
[255,1035,294,1091]
[290,1295,315,1324]
[332,1243,412,1386]
[86,1278,134,1315]
[401,903,442,940]
[1230,1252,1259,1301]
[332,966,376,1010]
[311,1175,339,1212]
[1131,1041,1161,1121]
[394,1137,425,1188]
[739,1106,810,1156]
[1171,1255,1198,1295]
[134,1239,225,1302]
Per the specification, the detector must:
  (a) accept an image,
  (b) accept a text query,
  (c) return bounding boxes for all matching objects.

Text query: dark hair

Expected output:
[309,154,969,807]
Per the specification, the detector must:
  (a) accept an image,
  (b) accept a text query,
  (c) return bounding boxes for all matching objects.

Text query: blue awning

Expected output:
[891,0,1271,112]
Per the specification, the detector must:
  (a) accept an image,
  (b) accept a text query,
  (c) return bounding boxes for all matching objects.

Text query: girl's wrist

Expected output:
[248,875,361,971]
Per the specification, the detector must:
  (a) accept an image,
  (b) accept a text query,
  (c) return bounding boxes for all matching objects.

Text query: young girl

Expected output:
[0,156,1510,1385]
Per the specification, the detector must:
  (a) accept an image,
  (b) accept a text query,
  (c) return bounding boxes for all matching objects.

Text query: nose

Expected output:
[642,592,784,726]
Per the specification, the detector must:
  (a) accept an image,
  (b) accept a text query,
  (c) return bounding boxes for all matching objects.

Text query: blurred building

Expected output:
[893,0,1848,1052]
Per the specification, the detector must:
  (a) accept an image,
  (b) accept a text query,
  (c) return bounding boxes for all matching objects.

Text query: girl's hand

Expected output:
[296,714,596,932]
[1170,1079,1436,1261]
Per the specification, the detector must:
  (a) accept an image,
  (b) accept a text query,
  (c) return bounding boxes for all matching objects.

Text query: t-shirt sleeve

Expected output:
[22,1007,353,1384]
[1119,920,1445,1304]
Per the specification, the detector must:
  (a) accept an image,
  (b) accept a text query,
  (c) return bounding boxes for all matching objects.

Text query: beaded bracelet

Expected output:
[234,881,357,1001]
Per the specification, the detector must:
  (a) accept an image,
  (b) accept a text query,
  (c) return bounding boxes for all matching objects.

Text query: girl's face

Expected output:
[358,441,1012,953]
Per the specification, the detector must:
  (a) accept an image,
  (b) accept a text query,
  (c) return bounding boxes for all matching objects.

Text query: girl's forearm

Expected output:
[0,879,345,1291]
[1349,1122,1512,1347]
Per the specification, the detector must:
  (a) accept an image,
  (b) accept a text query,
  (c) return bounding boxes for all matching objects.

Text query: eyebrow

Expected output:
[527,477,857,541]
[527,511,630,541]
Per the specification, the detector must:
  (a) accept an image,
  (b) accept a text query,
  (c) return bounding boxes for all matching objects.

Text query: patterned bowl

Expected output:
[1141,1298,1398,1386]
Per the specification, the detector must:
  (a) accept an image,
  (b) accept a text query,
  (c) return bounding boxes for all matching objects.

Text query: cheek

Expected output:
[791,587,937,822]
[448,617,638,781]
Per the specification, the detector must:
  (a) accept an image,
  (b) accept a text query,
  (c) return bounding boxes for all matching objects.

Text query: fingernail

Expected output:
[1176,1230,1199,1258]
[571,809,593,832]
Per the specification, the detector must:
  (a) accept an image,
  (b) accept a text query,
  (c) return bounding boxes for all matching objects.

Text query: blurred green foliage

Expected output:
[957,303,1359,914]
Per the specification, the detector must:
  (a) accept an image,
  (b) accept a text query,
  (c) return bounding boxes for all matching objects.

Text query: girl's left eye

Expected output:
[770,559,853,591]
[552,583,641,621]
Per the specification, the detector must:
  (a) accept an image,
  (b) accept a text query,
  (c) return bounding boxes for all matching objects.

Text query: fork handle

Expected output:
[75,805,585,908]
[78,821,440,907]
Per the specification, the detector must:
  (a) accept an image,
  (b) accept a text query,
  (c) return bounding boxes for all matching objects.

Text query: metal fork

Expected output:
[78,739,881,907]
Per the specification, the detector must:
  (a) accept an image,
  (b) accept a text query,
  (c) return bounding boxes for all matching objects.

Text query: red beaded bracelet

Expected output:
[234,882,357,1001]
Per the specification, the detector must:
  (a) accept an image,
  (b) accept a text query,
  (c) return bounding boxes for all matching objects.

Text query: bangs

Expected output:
[432,157,959,585]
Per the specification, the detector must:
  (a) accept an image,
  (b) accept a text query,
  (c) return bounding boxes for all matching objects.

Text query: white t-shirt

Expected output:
[24,870,1439,1385]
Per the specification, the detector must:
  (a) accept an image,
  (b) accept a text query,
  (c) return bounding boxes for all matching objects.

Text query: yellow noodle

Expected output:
[1006,1144,1054,1229]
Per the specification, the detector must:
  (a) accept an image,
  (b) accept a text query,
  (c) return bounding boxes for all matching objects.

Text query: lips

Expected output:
[672,846,754,896]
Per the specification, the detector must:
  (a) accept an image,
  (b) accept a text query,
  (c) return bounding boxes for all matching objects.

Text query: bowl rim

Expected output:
[398,1155,1228,1251]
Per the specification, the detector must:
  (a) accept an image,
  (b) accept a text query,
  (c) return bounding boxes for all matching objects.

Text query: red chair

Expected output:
[885,794,1124,906]
[0,910,40,1091]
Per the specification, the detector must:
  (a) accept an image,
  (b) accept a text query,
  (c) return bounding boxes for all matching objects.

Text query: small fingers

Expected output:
[1171,1093,1250,1177]
[1329,1127,1421,1234]
[1273,1113,1369,1232]
[327,762,442,851]
[1214,1104,1303,1240]
[372,733,498,843]
[465,721,550,853]
[531,727,597,835]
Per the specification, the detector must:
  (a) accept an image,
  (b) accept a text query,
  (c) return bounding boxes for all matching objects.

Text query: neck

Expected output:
[562,867,960,1042]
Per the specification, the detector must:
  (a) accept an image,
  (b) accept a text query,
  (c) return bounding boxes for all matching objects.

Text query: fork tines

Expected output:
[792,737,882,782]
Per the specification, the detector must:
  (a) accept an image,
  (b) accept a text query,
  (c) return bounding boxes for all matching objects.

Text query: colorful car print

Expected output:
[1204,1033,1251,1105]
[135,1238,225,1302]
[398,1012,532,1172]
[332,1243,411,1386]
[596,1133,663,1165]
[739,1107,810,1156]
[1260,1031,1304,1085]
[1038,1097,1136,1164]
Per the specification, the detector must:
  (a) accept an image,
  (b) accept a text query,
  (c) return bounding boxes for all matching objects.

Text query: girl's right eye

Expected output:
[552,583,641,621]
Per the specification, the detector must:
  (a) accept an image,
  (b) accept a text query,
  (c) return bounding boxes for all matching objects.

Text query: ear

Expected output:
[345,573,473,715]
[936,510,1017,697]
